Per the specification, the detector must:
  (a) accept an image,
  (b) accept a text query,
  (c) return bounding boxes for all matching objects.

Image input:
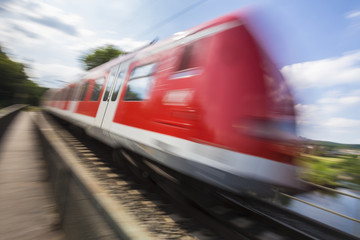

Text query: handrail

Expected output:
[0,104,27,118]
[0,104,27,141]
[280,192,360,223]
[302,180,360,200]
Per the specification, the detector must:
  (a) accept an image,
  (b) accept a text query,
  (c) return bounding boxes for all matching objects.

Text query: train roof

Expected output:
[63,10,248,87]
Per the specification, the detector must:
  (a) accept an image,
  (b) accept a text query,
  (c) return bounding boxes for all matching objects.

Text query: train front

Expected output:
[193,13,306,197]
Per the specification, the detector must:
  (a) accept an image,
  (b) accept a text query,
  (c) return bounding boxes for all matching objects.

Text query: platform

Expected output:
[0,111,66,240]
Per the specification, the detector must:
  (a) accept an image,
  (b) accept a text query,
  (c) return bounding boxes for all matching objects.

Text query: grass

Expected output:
[23,106,43,112]
[302,154,344,163]
[297,153,360,189]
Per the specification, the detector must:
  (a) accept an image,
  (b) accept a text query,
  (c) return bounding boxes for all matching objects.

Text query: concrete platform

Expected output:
[0,111,66,240]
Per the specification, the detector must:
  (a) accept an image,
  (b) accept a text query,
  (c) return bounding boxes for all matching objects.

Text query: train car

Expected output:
[44,10,304,197]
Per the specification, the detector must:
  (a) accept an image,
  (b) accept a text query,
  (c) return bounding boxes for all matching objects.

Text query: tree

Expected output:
[80,45,126,71]
[0,46,47,107]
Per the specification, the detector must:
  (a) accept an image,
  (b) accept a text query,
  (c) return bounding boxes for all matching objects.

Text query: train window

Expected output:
[61,89,67,100]
[76,85,83,101]
[73,84,81,100]
[58,90,62,100]
[130,63,155,79]
[124,63,156,101]
[90,77,104,101]
[65,89,70,100]
[75,85,82,101]
[170,42,205,80]
[178,44,197,71]
[111,71,125,101]
[71,86,77,100]
[67,87,74,101]
[68,86,76,101]
[103,67,118,101]
[64,88,69,100]
[79,82,89,101]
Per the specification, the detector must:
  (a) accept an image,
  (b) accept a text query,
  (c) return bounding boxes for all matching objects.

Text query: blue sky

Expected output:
[0,0,359,144]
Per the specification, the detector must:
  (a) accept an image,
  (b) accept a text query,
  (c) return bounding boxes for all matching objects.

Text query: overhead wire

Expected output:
[135,0,209,39]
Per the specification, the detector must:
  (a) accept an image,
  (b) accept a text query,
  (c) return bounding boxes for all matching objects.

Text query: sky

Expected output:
[0,0,360,144]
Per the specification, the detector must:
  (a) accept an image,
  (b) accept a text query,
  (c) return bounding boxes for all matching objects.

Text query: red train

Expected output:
[43,11,304,196]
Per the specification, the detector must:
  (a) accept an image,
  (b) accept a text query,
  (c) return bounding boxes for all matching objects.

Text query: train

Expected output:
[43,10,304,197]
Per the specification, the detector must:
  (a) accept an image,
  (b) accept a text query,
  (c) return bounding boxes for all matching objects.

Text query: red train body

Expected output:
[43,11,303,196]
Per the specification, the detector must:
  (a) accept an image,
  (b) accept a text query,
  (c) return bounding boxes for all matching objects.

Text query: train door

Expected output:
[94,64,120,127]
[100,59,132,131]
[68,84,81,113]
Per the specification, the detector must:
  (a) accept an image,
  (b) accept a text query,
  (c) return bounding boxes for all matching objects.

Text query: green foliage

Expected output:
[0,46,47,107]
[80,45,126,70]
[302,161,339,186]
[299,153,360,189]
[336,154,360,185]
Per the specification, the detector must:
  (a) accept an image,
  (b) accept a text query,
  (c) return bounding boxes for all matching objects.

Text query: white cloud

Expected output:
[295,86,360,144]
[0,0,150,89]
[32,62,83,79]
[316,90,360,114]
[298,89,360,114]
[295,103,360,143]
[295,90,360,126]
[346,11,360,19]
[0,20,42,47]
[69,37,148,53]
[0,18,78,46]
[29,62,84,88]
[2,0,83,29]
[295,103,320,126]
[281,51,360,89]
[318,96,360,105]
[325,117,360,128]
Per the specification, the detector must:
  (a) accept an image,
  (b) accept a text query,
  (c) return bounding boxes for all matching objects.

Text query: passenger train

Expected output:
[43,11,304,197]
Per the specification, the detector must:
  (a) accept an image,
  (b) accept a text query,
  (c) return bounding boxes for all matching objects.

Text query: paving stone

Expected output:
[0,112,66,240]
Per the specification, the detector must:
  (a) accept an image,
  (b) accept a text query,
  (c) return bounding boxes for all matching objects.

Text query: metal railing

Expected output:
[279,180,360,223]
[0,104,27,141]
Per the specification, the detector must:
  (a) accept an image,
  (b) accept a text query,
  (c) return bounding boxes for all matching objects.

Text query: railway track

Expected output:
[45,112,358,240]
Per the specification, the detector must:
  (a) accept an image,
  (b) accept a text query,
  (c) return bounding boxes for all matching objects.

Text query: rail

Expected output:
[0,104,27,141]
